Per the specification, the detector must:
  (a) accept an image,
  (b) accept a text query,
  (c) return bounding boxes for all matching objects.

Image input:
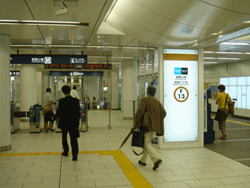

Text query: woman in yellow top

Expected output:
[216,85,233,140]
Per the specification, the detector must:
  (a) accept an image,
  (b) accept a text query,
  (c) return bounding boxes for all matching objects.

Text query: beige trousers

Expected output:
[140,132,161,164]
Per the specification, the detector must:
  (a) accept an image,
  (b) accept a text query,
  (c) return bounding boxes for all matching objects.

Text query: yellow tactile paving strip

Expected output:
[211,116,250,126]
[0,150,153,188]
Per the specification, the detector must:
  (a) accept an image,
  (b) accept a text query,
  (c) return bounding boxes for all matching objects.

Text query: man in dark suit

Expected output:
[54,85,81,161]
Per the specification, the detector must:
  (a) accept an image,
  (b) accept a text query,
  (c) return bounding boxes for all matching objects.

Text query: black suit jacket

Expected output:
[54,95,81,130]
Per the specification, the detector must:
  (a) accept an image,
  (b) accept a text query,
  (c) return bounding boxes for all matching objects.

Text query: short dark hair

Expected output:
[62,85,71,94]
[46,88,51,92]
[73,85,76,90]
[217,85,225,92]
[147,86,156,96]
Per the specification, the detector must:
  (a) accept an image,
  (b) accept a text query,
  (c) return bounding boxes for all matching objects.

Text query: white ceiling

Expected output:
[1,0,250,65]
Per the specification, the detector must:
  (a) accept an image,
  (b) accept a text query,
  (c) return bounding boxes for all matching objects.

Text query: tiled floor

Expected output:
[1,111,250,188]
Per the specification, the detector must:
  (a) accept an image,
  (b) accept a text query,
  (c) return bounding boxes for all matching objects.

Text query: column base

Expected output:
[0,145,11,152]
[123,117,133,120]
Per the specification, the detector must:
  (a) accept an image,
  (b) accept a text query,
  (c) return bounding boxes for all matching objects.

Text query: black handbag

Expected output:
[215,94,228,122]
[45,111,55,122]
[131,128,144,148]
[215,110,221,121]
[131,128,144,156]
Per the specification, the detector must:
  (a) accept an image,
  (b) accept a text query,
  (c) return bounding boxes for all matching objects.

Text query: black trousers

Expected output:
[62,129,79,156]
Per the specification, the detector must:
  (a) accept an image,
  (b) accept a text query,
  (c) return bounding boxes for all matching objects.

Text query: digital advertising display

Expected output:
[164,49,198,142]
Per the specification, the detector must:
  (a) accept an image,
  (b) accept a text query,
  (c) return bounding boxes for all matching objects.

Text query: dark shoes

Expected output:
[48,128,54,132]
[62,152,68,157]
[153,159,162,170]
[62,152,77,161]
[138,160,146,166]
[72,155,78,161]
[220,136,226,140]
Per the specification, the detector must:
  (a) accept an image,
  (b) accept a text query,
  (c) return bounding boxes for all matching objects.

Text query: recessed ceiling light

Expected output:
[203,51,214,53]
[221,42,250,45]
[204,57,216,59]
[216,51,244,54]
[211,33,218,35]
[217,57,240,60]
[0,19,89,26]
[204,62,217,64]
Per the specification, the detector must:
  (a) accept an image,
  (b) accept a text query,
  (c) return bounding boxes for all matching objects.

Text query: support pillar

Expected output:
[122,61,137,119]
[111,68,119,109]
[0,34,11,151]
[158,47,164,104]
[20,65,37,112]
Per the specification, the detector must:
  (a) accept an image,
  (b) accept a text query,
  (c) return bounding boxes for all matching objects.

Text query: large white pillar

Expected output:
[37,71,43,105]
[20,65,37,112]
[0,34,11,151]
[122,61,137,119]
[158,47,164,104]
[111,68,119,109]
[198,48,204,147]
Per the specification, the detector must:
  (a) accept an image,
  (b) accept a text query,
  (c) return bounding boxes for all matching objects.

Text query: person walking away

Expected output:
[216,85,233,140]
[42,88,54,132]
[93,97,97,109]
[70,85,79,99]
[134,86,166,170]
[54,85,81,161]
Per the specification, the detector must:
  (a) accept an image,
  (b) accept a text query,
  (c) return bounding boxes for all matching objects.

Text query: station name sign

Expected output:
[10,55,87,65]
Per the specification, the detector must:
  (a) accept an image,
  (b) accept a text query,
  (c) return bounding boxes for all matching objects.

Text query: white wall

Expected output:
[205,61,250,117]
[205,61,250,79]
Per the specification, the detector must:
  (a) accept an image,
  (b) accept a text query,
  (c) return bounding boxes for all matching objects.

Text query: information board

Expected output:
[10,55,87,65]
[45,64,112,70]
[10,71,20,76]
[49,71,103,77]
[164,49,198,142]
[83,64,112,69]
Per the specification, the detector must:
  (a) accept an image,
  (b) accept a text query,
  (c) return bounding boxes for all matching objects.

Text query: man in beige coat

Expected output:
[134,86,166,170]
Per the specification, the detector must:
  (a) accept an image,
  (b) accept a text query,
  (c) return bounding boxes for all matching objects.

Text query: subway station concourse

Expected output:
[2,0,250,188]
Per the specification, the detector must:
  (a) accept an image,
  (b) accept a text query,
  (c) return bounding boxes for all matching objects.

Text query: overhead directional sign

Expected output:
[10,55,87,64]
[49,71,103,76]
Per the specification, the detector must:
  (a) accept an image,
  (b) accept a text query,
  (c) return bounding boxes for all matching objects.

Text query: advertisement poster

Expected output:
[164,49,198,142]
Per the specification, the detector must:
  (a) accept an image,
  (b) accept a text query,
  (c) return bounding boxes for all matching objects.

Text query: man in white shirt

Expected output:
[70,86,79,99]
[42,88,54,132]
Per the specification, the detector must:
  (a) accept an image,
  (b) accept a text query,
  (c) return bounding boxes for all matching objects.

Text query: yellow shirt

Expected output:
[217,93,230,109]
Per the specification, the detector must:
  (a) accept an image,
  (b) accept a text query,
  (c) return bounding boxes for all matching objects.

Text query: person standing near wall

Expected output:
[134,86,166,170]
[216,85,233,140]
[70,85,79,99]
[42,88,54,132]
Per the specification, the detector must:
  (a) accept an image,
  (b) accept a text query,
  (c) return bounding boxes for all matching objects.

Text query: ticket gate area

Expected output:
[80,103,88,132]
[29,105,43,133]
[10,104,21,134]
[54,102,88,133]
[28,102,88,133]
